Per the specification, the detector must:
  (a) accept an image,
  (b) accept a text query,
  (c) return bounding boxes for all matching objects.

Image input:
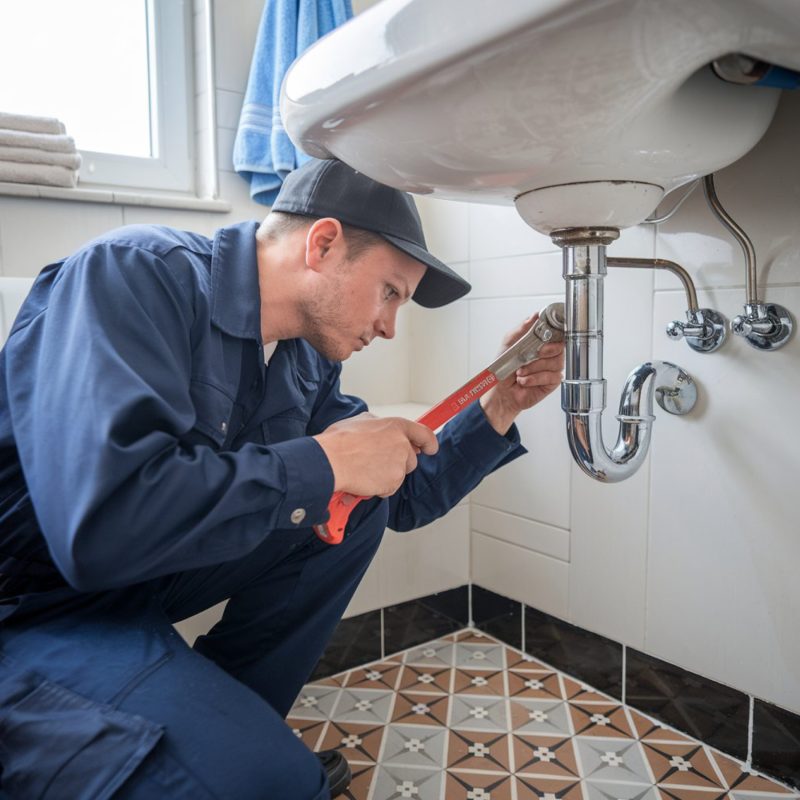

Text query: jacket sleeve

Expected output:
[5,243,335,592]
[387,400,527,532]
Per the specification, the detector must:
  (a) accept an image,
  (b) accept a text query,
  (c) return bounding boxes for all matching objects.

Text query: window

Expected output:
[0,0,193,193]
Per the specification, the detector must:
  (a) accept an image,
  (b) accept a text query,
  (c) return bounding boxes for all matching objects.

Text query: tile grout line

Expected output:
[621,643,627,706]
[467,582,474,627]
[380,607,385,661]
[520,602,526,655]
[746,694,754,770]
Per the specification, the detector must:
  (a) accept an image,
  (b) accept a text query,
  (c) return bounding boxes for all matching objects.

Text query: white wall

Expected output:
[415,91,800,715]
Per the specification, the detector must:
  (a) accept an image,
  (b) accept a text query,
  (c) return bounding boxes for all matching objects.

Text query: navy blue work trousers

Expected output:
[0,502,387,800]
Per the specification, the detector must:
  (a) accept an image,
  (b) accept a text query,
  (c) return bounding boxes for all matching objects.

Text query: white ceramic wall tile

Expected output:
[217,170,268,221]
[606,224,656,260]
[471,504,569,562]
[655,92,800,292]
[216,89,244,130]
[120,206,225,238]
[216,125,237,174]
[339,305,411,406]
[0,277,35,343]
[647,286,800,715]
[471,531,569,618]
[0,198,124,278]
[469,251,564,300]
[568,460,649,649]
[379,505,470,608]
[409,299,469,405]
[212,0,264,93]
[468,295,570,529]
[415,196,471,265]
[469,202,556,261]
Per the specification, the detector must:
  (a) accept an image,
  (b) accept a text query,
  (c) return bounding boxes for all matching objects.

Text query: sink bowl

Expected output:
[281,0,797,231]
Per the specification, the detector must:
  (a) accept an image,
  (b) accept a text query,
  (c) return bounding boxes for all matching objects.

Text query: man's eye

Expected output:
[385,285,399,300]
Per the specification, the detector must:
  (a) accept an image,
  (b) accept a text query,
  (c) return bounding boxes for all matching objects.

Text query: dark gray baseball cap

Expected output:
[271,159,471,308]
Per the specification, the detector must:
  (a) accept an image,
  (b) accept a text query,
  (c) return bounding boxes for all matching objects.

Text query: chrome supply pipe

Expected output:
[551,227,697,483]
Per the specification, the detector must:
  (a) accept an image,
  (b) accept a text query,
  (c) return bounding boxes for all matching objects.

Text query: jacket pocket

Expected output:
[188,379,235,448]
[0,664,163,800]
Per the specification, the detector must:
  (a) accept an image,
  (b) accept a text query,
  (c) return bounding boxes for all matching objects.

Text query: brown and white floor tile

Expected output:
[295,629,800,799]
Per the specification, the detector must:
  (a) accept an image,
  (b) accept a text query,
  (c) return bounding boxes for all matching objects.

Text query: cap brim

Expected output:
[381,233,471,308]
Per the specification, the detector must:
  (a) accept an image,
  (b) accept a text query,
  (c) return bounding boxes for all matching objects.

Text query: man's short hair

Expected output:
[258,211,385,262]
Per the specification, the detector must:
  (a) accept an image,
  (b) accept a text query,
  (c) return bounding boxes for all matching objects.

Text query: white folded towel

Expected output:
[0,112,66,135]
[0,161,78,189]
[0,144,81,170]
[0,129,77,153]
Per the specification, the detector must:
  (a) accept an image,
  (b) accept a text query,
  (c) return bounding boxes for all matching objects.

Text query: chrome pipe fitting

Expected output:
[607,257,727,352]
[703,173,794,350]
[556,228,697,483]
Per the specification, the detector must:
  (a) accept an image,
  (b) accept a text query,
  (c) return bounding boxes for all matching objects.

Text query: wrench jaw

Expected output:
[488,302,566,381]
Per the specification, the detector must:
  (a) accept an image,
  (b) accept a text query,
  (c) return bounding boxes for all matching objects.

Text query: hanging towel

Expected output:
[0,112,65,136]
[233,0,353,205]
[0,161,78,189]
[0,145,81,170]
[0,130,77,154]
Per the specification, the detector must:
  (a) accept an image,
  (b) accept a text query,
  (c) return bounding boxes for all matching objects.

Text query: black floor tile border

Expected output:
[753,698,800,789]
[524,602,623,700]
[313,582,800,791]
[626,648,750,760]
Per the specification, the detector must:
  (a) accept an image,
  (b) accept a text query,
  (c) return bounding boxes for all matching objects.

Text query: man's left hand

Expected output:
[479,313,565,435]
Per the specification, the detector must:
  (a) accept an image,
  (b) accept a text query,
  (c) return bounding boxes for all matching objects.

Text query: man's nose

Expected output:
[375,309,397,339]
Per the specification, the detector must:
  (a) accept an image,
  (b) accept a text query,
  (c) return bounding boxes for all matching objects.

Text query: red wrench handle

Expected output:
[313,368,497,544]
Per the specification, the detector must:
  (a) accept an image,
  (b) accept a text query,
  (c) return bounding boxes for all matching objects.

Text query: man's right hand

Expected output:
[313,413,439,498]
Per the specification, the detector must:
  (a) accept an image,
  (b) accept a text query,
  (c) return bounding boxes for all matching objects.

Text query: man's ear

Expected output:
[305,218,345,271]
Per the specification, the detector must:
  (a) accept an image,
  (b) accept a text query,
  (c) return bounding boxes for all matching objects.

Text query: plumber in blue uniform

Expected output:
[0,159,564,799]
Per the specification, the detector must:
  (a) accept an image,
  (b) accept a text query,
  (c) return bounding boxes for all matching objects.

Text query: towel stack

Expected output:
[0,112,81,189]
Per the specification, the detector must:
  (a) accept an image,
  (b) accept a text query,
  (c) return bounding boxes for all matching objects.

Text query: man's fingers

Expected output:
[401,419,439,456]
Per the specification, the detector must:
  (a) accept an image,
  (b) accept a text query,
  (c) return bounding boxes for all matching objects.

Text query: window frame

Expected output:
[78,0,195,193]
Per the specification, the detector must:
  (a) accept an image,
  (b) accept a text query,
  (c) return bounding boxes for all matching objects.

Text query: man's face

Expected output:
[300,240,426,362]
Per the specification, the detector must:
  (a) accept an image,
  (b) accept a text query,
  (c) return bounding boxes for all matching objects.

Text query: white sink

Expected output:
[282,0,798,232]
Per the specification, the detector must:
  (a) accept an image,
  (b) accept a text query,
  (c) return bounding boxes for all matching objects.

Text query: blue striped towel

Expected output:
[233,0,353,205]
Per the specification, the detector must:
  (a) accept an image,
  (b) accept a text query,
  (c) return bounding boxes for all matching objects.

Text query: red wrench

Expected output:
[314,302,565,544]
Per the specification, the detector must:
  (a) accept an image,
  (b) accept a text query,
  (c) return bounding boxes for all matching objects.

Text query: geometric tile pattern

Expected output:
[288,629,800,799]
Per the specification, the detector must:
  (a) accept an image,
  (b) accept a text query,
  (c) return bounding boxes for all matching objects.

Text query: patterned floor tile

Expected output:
[289,685,342,720]
[446,769,515,799]
[454,643,506,671]
[512,734,580,779]
[379,724,449,770]
[318,720,386,764]
[391,692,451,727]
[509,698,574,737]
[404,641,455,668]
[447,730,512,772]
[570,701,636,738]
[452,668,506,697]
[286,717,326,750]
[629,708,694,743]
[370,765,443,800]
[573,736,654,783]
[334,689,396,725]
[583,781,661,800]
[710,749,796,794]
[344,663,403,692]
[449,695,510,732]
[507,670,563,700]
[514,775,584,800]
[296,629,796,800]
[397,664,452,694]
[641,742,725,789]
[342,764,376,800]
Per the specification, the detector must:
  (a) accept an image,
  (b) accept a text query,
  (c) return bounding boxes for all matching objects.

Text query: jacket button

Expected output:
[290,508,306,525]
[220,421,228,433]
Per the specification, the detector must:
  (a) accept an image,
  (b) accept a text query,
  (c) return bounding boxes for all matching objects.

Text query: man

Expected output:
[0,159,564,799]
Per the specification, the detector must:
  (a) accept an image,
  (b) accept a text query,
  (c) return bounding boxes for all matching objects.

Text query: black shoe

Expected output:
[316,749,351,798]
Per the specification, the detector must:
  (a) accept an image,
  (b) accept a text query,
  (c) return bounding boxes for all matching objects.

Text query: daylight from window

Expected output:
[0,0,152,158]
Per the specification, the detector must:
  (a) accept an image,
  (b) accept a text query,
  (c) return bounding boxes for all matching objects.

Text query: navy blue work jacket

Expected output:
[0,221,524,609]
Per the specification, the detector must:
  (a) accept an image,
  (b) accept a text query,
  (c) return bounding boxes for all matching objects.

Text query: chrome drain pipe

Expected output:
[551,227,697,483]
